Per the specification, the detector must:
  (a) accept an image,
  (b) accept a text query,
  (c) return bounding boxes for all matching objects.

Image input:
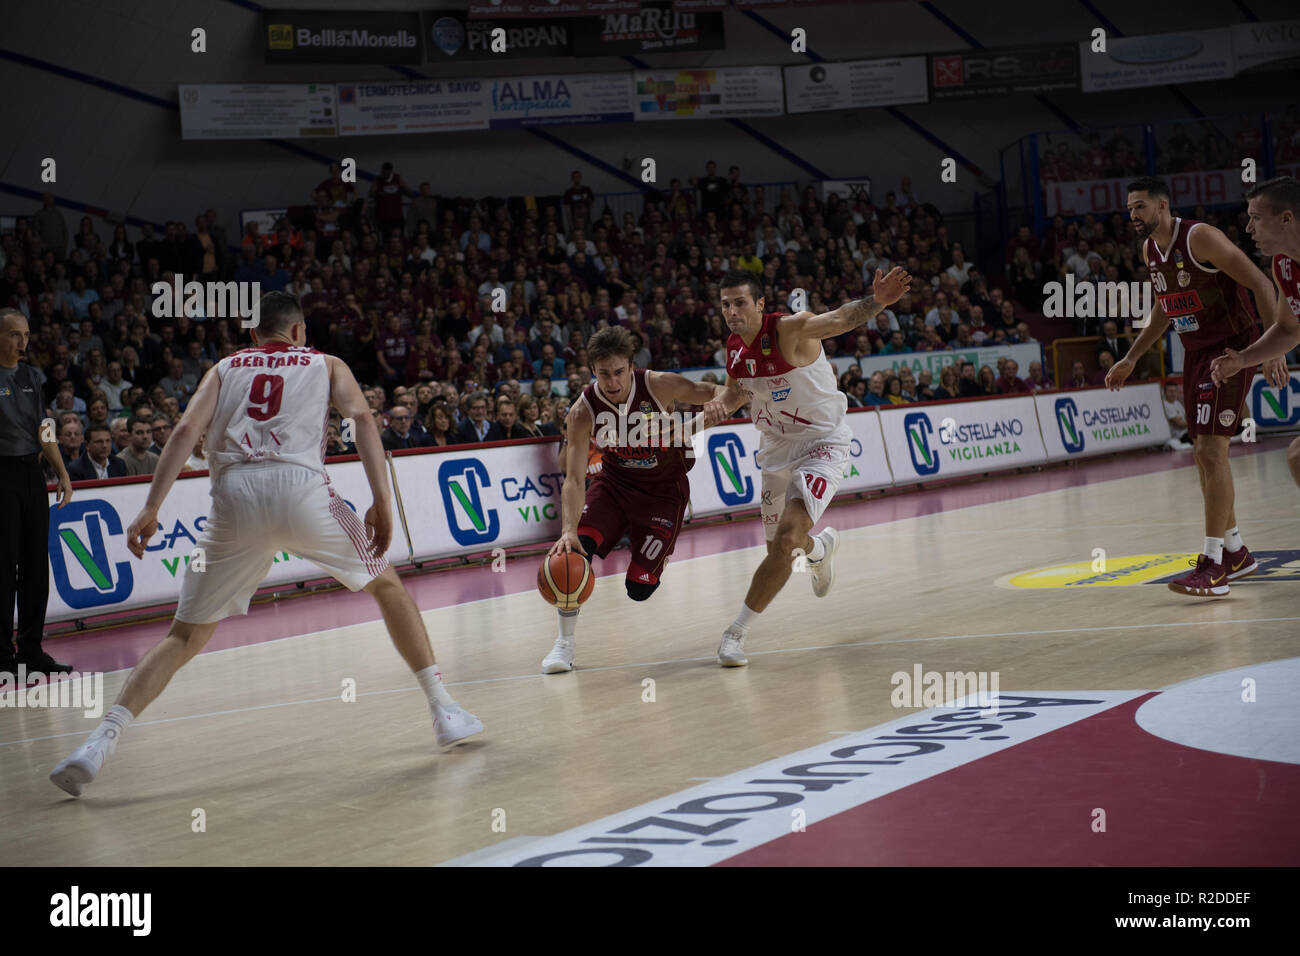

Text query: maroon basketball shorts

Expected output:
[576,473,689,587]
[1184,328,1256,439]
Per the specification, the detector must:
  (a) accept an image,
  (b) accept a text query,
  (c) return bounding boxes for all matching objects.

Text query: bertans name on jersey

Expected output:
[592,409,700,455]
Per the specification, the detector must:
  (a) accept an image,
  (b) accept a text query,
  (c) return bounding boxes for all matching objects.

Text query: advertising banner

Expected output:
[46,463,408,625]
[879,396,1047,482]
[685,408,894,522]
[424,12,573,61]
[335,79,489,135]
[572,3,725,56]
[1232,19,1300,72]
[1247,370,1300,432]
[262,10,423,64]
[830,343,1045,382]
[486,72,634,128]
[178,84,337,140]
[634,66,783,120]
[1044,163,1300,218]
[784,57,928,113]
[468,1,640,17]
[930,44,1078,99]
[1036,383,1169,460]
[1079,28,1234,92]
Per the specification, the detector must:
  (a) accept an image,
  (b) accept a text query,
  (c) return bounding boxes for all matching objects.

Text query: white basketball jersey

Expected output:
[725,312,848,442]
[206,342,331,484]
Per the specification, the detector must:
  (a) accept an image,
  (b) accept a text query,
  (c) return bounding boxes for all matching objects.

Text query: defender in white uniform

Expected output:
[703,268,911,666]
[51,293,481,798]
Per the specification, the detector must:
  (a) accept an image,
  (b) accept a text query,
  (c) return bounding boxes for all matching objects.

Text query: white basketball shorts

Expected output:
[756,426,851,541]
[175,463,388,624]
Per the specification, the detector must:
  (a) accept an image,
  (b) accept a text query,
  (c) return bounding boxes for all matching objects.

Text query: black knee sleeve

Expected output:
[625,578,660,602]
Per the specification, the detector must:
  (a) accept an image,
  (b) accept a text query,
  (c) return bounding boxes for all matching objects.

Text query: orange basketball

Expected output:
[538,552,595,610]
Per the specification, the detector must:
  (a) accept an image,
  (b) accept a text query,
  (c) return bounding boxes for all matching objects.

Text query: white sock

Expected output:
[1224,526,1244,552]
[416,665,456,709]
[1204,537,1224,563]
[89,704,134,756]
[732,604,759,632]
[807,534,826,562]
[558,609,578,640]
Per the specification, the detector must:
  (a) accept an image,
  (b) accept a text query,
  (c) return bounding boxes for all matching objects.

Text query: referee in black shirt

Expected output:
[0,309,73,675]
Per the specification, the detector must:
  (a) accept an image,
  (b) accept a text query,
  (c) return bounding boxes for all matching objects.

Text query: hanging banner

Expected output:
[1231,19,1300,73]
[262,10,423,64]
[634,66,783,120]
[178,84,338,140]
[335,80,490,135]
[571,2,725,56]
[1044,163,1300,217]
[784,57,928,113]
[930,44,1078,99]
[487,72,634,128]
[1079,28,1234,92]
[423,12,573,61]
[467,1,640,18]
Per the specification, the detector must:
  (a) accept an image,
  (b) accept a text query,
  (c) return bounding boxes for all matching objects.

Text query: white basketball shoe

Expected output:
[809,527,839,598]
[717,625,749,667]
[50,730,118,796]
[541,636,575,674]
[433,703,484,747]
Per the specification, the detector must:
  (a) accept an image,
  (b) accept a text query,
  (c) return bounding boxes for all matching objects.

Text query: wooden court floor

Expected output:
[2,444,1297,866]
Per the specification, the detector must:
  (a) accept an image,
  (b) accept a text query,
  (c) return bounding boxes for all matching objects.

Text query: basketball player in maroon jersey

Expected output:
[1212,175,1300,487]
[50,293,481,796]
[701,267,911,665]
[541,326,722,674]
[1105,177,1287,597]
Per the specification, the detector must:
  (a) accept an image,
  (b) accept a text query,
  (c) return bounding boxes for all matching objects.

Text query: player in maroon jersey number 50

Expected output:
[1105,177,1287,598]
[1211,175,1300,488]
[701,267,911,666]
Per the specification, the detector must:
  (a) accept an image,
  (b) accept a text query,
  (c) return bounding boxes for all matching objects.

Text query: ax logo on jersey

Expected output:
[439,457,501,546]
[49,500,134,610]
[708,432,754,506]
[1251,373,1300,427]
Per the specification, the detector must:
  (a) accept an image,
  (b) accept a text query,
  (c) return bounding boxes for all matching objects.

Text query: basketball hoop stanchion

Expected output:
[386,451,417,567]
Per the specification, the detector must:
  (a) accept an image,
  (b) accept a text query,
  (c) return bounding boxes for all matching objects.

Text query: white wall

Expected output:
[1,0,1295,240]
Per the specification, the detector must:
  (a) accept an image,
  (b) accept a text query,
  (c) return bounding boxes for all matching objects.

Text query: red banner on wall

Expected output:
[1044,163,1300,217]
[673,1,862,7]
[467,1,640,18]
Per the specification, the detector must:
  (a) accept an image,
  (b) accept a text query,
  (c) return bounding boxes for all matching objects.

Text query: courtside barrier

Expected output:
[44,382,1204,625]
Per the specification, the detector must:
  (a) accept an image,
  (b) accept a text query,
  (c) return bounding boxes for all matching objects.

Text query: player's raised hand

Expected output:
[1210,348,1245,385]
[365,503,392,558]
[1262,356,1289,388]
[1104,357,1134,391]
[126,506,159,559]
[872,267,912,307]
[549,531,587,558]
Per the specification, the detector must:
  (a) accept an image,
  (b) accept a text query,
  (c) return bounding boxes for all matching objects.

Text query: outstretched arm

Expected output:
[784,267,912,342]
[1213,269,1299,384]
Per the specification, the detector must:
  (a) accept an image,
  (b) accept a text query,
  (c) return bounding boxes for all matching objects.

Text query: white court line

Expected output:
[5,614,1298,749]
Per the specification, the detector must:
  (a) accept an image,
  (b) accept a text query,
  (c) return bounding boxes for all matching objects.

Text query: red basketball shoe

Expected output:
[1168,555,1230,597]
[1223,545,1257,581]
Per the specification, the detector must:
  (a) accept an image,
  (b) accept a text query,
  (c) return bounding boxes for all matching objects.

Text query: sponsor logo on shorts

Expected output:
[650,515,674,528]
[1218,409,1236,427]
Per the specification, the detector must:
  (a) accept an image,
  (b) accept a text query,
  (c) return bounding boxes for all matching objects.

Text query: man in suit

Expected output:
[380,405,428,451]
[456,392,504,444]
[1097,320,1130,362]
[68,425,129,481]
[494,397,531,441]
